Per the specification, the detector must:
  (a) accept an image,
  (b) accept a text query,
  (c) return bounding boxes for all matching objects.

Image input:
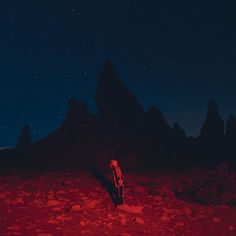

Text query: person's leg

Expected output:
[119,186,124,204]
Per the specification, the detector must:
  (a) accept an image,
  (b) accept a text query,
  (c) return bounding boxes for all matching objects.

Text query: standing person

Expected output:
[110,159,125,205]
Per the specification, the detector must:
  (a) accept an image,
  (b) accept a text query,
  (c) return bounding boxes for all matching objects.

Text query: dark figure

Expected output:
[110,159,125,204]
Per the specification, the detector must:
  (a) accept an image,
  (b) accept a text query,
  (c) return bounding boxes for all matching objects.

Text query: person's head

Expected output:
[110,159,118,168]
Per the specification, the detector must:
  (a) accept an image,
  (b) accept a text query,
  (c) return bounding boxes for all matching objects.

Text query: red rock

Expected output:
[158,186,175,198]
[71,204,81,212]
[183,207,192,216]
[161,215,170,222]
[117,204,143,214]
[0,191,10,199]
[154,196,162,201]
[46,200,61,207]
[38,234,53,236]
[85,200,99,208]
[120,218,127,225]
[134,217,145,224]
[136,186,145,193]
[212,217,221,223]
[56,215,71,222]
[13,197,24,204]
[51,207,62,212]
[48,219,58,224]
[80,220,86,226]
[176,221,185,227]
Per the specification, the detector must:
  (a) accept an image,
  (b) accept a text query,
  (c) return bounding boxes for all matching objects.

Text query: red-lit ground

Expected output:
[0,167,236,236]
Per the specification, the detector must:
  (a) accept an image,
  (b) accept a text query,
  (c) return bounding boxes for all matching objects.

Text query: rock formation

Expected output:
[197,100,225,166]
[171,122,186,140]
[225,114,236,162]
[225,114,236,140]
[198,100,224,142]
[95,60,144,130]
[142,106,170,139]
[60,98,91,131]
[17,125,32,148]
[2,61,235,170]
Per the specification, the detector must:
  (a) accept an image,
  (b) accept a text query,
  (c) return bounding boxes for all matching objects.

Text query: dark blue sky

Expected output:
[0,0,236,146]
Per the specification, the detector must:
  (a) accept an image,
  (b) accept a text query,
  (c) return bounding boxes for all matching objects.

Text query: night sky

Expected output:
[0,0,236,147]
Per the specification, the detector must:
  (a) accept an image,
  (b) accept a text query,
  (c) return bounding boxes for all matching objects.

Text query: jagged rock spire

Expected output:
[225,114,236,139]
[172,122,186,139]
[60,98,91,130]
[95,60,144,128]
[17,125,32,148]
[198,100,224,140]
[143,106,170,137]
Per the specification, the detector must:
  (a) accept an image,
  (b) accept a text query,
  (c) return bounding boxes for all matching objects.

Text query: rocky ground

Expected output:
[0,165,236,236]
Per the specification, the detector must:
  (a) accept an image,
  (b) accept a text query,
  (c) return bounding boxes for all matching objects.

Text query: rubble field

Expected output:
[0,165,236,235]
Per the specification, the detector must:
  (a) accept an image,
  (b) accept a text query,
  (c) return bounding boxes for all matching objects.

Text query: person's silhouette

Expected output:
[110,160,125,205]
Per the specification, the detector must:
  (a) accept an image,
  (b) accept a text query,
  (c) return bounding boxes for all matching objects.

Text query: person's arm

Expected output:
[112,169,118,188]
[116,167,124,186]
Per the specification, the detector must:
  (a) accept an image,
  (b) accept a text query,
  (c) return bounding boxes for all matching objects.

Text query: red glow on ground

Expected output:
[0,171,236,235]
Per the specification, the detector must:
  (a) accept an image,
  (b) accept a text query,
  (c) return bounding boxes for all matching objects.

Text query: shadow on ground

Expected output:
[89,166,121,206]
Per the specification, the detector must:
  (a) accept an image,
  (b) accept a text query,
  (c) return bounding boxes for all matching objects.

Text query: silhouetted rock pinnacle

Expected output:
[95,60,144,129]
[17,125,32,148]
[60,98,91,131]
[196,100,225,166]
[143,106,170,138]
[199,100,224,141]
[225,114,236,139]
[225,114,236,162]
[172,122,186,139]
